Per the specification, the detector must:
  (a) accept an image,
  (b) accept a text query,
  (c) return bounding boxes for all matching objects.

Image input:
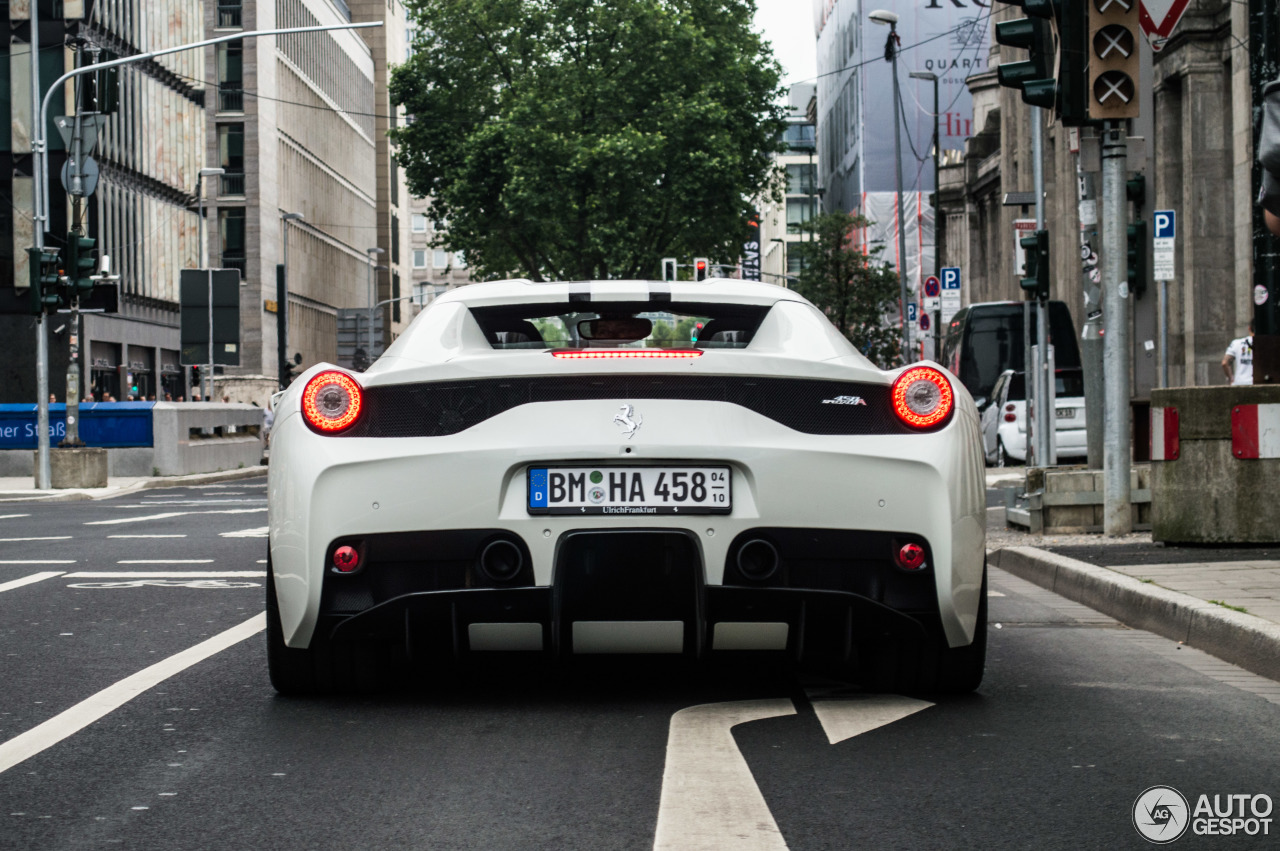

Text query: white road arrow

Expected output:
[653,692,934,849]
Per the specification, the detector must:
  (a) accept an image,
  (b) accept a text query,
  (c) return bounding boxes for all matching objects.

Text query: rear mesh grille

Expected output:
[340,375,941,437]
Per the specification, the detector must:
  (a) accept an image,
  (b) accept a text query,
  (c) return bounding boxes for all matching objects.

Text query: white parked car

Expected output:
[266,278,987,694]
[979,368,1087,466]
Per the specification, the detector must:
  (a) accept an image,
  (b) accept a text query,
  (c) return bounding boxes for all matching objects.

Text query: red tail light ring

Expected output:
[896,542,928,571]
[302,370,364,433]
[891,367,954,429]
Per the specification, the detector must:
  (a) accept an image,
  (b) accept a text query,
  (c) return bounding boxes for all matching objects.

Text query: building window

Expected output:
[411,214,427,233]
[782,122,815,153]
[787,254,805,276]
[217,0,242,28]
[454,252,467,269]
[392,272,401,322]
[218,124,245,196]
[390,157,399,206]
[217,41,244,112]
[219,208,247,273]
[433,250,449,269]
[786,164,816,196]
[413,249,427,268]
[391,214,400,263]
[786,198,813,234]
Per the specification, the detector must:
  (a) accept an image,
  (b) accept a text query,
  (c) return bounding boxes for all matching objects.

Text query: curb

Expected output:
[0,465,268,503]
[990,546,1280,684]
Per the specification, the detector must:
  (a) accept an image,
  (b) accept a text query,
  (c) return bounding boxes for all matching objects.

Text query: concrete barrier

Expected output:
[1150,386,1280,543]
[0,403,265,480]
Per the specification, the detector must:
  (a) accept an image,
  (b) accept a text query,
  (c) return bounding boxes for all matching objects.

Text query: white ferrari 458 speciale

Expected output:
[266,278,987,694]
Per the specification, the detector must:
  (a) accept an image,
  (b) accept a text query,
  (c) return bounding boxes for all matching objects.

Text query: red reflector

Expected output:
[550,350,703,359]
[1005,404,1015,412]
[1004,413,1017,422]
[897,543,927,571]
[332,545,360,573]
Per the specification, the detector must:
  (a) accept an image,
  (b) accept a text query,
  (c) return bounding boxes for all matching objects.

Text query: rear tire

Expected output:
[266,553,322,695]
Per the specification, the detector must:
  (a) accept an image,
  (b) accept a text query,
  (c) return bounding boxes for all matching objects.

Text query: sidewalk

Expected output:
[0,466,268,502]
[984,467,1280,683]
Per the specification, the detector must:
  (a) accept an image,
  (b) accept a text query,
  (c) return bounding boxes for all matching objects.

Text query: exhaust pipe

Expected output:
[478,539,524,584]
[736,539,779,582]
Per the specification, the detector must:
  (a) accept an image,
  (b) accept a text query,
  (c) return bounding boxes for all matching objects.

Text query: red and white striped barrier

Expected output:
[1150,406,1179,461]
[1232,404,1280,459]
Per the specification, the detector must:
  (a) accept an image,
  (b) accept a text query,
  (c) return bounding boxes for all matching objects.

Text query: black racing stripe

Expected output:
[568,282,591,304]
[648,282,672,304]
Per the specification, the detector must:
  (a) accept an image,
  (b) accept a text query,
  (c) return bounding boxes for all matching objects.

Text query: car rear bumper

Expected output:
[269,398,986,651]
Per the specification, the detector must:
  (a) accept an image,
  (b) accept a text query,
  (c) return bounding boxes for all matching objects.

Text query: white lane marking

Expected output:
[988,591,1006,597]
[0,515,30,520]
[806,692,933,745]
[653,699,796,851]
[0,560,76,565]
[117,560,214,565]
[219,527,269,538]
[108,535,187,539]
[0,573,64,594]
[0,537,72,542]
[0,613,265,776]
[67,579,259,590]
[66,571,264,578]
[86,508,264,526]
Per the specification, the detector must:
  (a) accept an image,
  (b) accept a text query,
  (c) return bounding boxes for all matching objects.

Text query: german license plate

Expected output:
[1056,407,1076,418]
[527,466,731,515]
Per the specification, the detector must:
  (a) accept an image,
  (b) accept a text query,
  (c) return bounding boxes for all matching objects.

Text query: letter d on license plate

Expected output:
[527,466,731,515]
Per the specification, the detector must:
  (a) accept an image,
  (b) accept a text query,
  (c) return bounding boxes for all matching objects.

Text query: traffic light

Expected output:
[1127,219,1147,298]
[25,247,62,315]
[1088,0,1140,121]
[661,258,677,282]
[1019,229,1050,301]
[65,230,97,297]
[96,63,119,114]
[693,258,709,281]
[995,0,1091,126]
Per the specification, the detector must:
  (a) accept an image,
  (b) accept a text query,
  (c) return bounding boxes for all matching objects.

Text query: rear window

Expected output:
[1056,369,1084,397]
[469,301,771,351]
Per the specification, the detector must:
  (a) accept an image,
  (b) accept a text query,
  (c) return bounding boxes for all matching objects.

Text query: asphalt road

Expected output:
[1,479,1278,850]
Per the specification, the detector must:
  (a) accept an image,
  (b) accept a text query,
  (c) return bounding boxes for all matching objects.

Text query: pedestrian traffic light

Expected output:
[1019,229,1050,301]
[1127,219,1147,298]
[995,0,1091,126]
[661,258,677,282]
[64,230,97,297]
[25,246,62,315]
[1088,0,1140,121]
[693,258,709,281]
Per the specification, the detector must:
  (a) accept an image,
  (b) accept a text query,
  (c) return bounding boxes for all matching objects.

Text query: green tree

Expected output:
[791,211,902,369]
[389,0,786,282]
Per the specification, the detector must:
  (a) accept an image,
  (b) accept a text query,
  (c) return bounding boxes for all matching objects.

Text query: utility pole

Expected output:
[1031,107,1054,468]
[1102,123,1131,534]
[26,21,383,487]
[1077,137,1105,470]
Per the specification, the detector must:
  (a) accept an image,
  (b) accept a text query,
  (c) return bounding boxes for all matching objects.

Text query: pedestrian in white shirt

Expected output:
[1222,322,1253,385]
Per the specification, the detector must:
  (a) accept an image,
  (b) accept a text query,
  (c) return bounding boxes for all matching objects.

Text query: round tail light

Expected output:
[1004,413,1017,422]
[332,545,361,574]
[896,543,927,571]
[891,367,954,429]
[302,371,363,433]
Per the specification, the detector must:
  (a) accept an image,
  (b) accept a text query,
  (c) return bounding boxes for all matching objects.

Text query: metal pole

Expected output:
[1102,122,1131,535]
[1031,106,1053,467]
[1159,278,1168,388]
[890,26,911,364]
[1078,151,1105,469]
[31,0,50,489]
[282,235,289,387]
[931,76,941,361]
[367,258,374,360]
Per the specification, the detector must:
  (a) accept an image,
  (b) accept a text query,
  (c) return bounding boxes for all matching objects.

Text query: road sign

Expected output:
[923,275,940,298]
[60,155,99,197]
[180,269,242,366]
[919,312,931,332]
[940,267,962,323]
[907,302,918,323]
[1153,209,1175,281]
[1139,0,1191,52]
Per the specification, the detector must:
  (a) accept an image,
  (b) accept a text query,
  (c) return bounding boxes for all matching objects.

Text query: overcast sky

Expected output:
[754,0,818,89]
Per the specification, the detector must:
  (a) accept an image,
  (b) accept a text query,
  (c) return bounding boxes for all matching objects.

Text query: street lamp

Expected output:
[366,246,386,366]
[869,9,912,366]
[198,166,225,401]
[909,69,940,359]
[280,212,304,388]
